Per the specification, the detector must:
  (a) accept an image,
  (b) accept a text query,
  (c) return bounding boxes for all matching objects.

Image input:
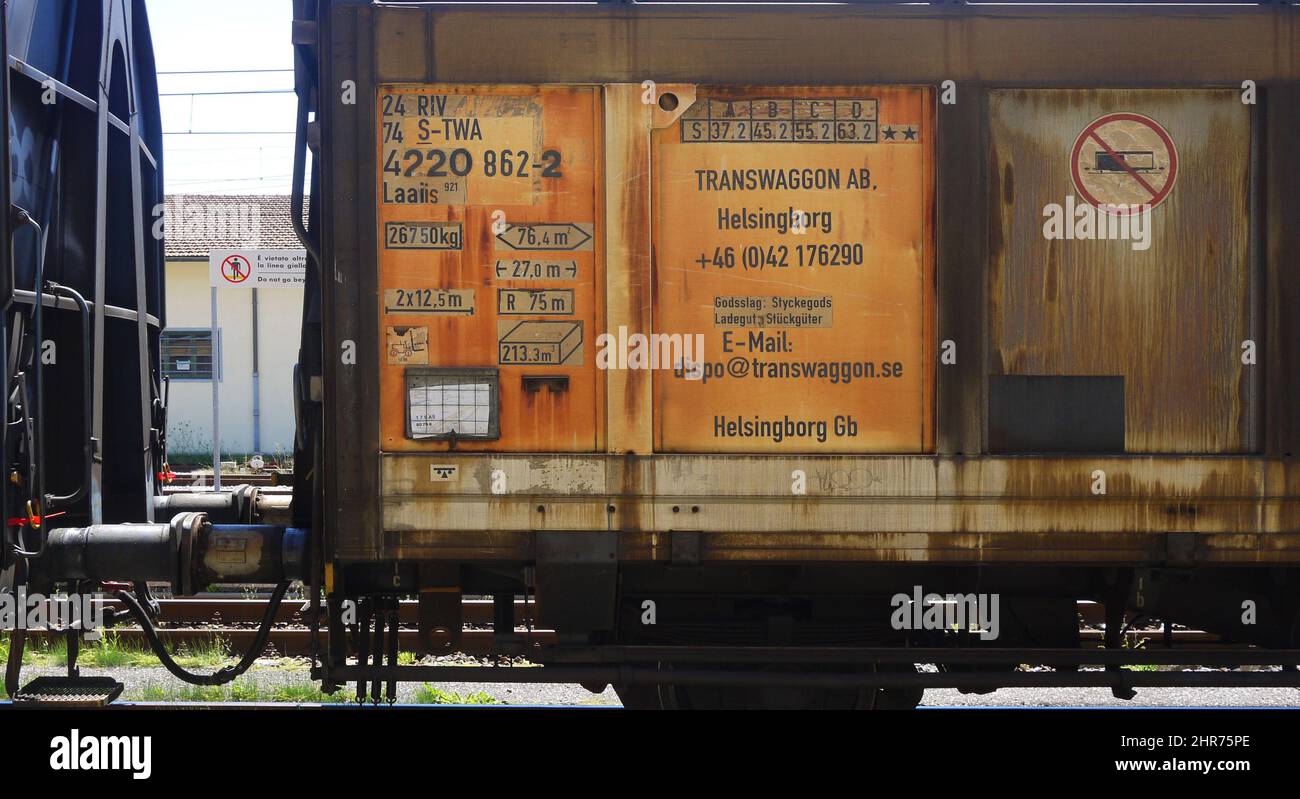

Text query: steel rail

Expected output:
[324,665,1300,690]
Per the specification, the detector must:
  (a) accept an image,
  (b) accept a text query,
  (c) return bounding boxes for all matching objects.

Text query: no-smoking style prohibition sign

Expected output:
[1071,112,1178,216]
[220,254,252,284]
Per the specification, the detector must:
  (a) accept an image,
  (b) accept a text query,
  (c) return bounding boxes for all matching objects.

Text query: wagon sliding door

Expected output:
[987,89,1254,454]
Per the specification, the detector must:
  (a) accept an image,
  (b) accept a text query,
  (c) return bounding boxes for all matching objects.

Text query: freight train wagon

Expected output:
[279,0,1300,708]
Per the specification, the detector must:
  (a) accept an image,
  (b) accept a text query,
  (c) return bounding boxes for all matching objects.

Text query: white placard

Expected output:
[209,249,306,288]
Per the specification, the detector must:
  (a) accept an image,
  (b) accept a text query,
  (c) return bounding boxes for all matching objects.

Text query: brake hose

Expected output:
[113,581,291,686]
[4,560,29,696]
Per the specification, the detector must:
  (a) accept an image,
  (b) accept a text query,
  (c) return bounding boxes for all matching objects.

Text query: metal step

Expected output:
[12,676,124,707]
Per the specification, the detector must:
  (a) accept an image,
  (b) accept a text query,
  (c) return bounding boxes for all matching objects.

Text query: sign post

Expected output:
[206,249,307,491]
[210,286,221,491]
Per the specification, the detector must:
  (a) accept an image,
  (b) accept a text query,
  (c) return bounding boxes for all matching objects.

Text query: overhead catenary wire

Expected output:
[169,175,293,185]
[158,68,293,75]
[165,144,296,151]
[164,131,297,135]
[161,89,296,97]
[159,74,302,188]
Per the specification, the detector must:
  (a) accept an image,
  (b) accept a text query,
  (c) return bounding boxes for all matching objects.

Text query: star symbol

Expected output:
[882,126,896,140]
[903,127,917,141]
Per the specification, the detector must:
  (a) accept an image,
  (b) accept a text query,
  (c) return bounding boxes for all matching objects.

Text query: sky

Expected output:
[146,0,300,195]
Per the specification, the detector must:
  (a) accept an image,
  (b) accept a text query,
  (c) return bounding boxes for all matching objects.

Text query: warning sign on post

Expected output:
[208,249,307,288]
[653,87,934,454]
[1071,113,1178,214]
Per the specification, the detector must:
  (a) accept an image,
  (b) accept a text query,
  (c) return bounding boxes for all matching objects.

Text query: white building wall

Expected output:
[164,259,303,461]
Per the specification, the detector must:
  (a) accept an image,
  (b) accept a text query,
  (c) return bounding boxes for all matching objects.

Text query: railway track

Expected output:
[13,597,550,657]
[167,471,292,488]
[17,598,1224,659]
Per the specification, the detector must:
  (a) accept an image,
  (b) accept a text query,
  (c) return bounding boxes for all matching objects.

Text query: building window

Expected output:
[162,329,217,380]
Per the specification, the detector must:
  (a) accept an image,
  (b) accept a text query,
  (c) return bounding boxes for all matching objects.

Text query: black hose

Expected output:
[113,581,291,686]
[4,559,28,696]
[4,627,24,696]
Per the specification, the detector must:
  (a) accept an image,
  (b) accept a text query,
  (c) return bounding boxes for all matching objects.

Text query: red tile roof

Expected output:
[164,194,308,259]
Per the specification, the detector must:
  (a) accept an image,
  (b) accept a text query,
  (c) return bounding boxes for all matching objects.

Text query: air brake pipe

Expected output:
[36,512,307,593]
[152,486,292,525]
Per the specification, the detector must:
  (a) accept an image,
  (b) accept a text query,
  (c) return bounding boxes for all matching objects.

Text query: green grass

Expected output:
[80,632,147,667]
[1113,632,1162,672]
[0,631,235,670]
[137,682,227,703]
[171,634,234,668]
[0,635,340,704]
[412,684,499,705]
[132,676,349,704]
[269,682,351,703]
[14,635,68,667]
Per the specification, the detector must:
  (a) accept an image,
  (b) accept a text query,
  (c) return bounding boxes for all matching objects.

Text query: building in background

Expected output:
[163,195,304,465]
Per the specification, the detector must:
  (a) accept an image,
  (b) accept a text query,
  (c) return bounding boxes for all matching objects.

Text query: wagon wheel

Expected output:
[618,662,924,710]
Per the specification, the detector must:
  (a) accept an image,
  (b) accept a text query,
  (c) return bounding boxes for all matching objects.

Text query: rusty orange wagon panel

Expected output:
[375,85,604,453]
[315,1,1300,568]
[651,86,935,453]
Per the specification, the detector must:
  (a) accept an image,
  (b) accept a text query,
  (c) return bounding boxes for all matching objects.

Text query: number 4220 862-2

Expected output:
[382,148,563,179]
